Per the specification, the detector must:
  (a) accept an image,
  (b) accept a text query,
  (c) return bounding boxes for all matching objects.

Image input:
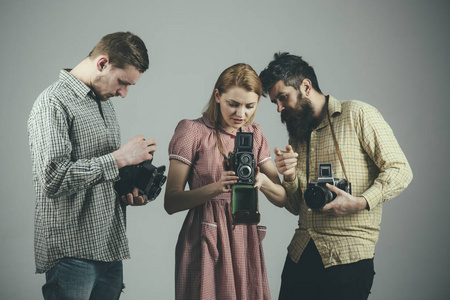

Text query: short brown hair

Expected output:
[204,63,263,126]
[89,31,149,73]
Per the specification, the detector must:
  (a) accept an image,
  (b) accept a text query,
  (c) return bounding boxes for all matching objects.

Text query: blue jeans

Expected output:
[42,258,124,300]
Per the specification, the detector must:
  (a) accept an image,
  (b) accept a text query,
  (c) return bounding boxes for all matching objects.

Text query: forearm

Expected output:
[259,179,287,207]
[164,182,222,214]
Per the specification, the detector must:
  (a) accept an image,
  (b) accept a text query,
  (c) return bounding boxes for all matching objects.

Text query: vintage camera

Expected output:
[231,132,255,185]
[114,160,167,203]
[226,132,260,225]
[304,163,351,209]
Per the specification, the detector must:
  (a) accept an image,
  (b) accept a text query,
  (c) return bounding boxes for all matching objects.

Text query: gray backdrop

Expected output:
[1,0,449,299]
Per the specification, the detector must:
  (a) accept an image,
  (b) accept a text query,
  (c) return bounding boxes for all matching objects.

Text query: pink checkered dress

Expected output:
[168,115,272,300]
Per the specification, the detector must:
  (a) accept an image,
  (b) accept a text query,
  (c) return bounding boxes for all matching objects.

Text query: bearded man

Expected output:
[259,53,413,300]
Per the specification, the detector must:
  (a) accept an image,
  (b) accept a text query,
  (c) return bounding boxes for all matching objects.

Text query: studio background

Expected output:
[1,0,448,299]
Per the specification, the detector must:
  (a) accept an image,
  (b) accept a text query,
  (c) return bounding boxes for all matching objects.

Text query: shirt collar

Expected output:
[315,95,341,130]
[59,69,95,99]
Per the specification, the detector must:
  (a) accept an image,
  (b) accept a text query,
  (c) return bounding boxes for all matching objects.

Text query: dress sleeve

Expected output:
[252,123,271,166]
[168,119,199,166]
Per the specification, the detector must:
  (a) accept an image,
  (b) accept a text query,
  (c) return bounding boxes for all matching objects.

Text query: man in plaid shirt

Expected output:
[28,32,156,299]
[260,53,412,300]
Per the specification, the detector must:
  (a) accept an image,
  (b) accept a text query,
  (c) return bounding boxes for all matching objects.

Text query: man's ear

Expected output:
[301,78,312,97]
[96,56,109,72]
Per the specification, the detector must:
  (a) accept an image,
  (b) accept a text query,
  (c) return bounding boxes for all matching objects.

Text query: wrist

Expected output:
[112,149,127,169]
[284,174,296,182]
[358,196,369,211]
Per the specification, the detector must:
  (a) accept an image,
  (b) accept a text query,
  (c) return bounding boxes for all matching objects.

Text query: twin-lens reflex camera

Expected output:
[226,132,260,225]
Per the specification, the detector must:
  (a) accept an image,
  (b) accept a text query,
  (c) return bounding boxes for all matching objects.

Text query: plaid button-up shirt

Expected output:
[283,95,413,268]
[28,70,129,273]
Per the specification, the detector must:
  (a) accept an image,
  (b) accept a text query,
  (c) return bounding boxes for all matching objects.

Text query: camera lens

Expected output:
[304,185,334,209]
[238,165,252,179]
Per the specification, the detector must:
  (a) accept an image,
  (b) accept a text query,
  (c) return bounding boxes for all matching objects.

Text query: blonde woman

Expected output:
[165,63,286,299]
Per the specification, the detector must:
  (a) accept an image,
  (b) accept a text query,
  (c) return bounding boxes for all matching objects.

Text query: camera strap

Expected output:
[306,132,311,184]
[215,126,243,170]
[216,127,227,159]
[326,103,350,185]
[306,98,350,187]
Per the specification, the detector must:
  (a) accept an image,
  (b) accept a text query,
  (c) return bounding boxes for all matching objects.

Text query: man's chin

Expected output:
[99,94,113,101]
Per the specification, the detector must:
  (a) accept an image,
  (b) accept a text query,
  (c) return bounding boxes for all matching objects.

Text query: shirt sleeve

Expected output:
[356,104,413,209]
[280,136,302,216]
[168,119,199,166]
[283,177,301,216]
[28,98,119,199]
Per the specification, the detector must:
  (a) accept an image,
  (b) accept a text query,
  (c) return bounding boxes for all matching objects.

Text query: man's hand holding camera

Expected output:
[274,145,298,182]
[121,187,148,206]
[113,135,158,206]
[113,135,157,169]
[320,184,368,217]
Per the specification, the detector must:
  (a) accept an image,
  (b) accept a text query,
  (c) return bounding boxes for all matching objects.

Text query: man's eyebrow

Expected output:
[119,79,135,85]
[270,92,283,103]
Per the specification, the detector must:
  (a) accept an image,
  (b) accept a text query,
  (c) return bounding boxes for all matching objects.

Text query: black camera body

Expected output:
[304,163,351,209]
[227,132,260,225]
[114,160,167,203]
[231,132,255,185]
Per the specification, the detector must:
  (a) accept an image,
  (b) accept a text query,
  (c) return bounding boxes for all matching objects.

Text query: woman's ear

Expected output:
[214,89,220,103]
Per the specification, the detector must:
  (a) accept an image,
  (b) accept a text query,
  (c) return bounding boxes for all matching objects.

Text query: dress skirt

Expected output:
[175,198,271,300]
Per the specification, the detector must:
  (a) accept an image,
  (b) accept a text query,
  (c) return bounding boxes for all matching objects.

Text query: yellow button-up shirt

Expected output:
[283,95,413,268]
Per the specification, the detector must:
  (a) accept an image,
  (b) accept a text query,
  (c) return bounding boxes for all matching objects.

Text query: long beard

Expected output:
[281,96,314,142]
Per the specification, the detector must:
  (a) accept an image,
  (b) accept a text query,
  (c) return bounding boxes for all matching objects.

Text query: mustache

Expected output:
[281,101,314,142]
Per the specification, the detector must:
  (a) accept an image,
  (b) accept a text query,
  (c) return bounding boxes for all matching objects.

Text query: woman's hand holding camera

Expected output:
[254,166,268,190]
[274,145,298,182]
[216,171,239,193]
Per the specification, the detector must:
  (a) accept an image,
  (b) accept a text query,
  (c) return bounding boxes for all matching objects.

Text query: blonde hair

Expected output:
[203,63,263,127]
